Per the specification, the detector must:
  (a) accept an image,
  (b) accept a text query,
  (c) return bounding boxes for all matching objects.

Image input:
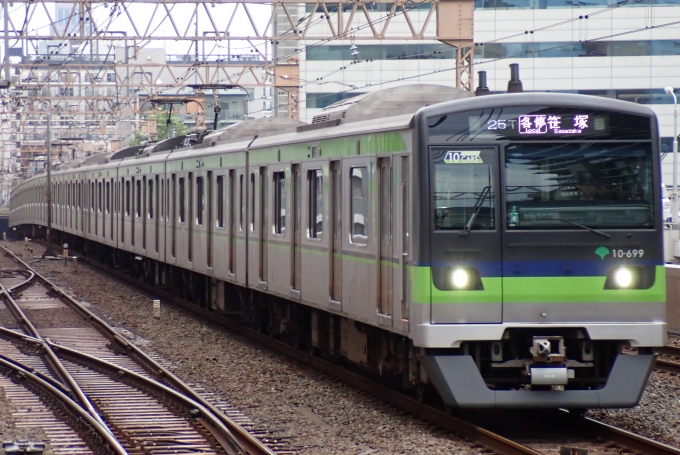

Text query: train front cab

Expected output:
[413,94,666,409]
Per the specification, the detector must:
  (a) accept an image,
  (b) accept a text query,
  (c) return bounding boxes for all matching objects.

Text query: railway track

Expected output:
[0,247,277,455]
[654,345,680,373]
[31,244,680,455]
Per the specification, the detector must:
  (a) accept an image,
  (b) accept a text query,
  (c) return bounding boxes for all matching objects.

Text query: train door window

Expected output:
[229,170,236,274]
[125,180,131,216]
[400,156,410,321]
[330,161,342,301]
[239,174,244,231]
[109,180,114,240]
[196,176,204,225]
[434,162,494,231]
[291,164,301,291]
[143,177,147,250]
[100,181,105,238]
[188,172,193,262]
[179,177,186,222]
[121,179,126,243]
[155,176,160,253]
[106,182,110,214]
[217,175,225,228]
[250,173,256,232]
[131,178,136,246]
[259,167,267,282]
[91,182,95,211]
[207,171,213,267]
[77,183,81,209]
[350,166,369,245]
[172,174,177,258]
[378,158,392,316]
[273,172,285,234]
[136,179,142,217]
[160,179,165,221]
[307,169,323,239]
[147,179,153,219]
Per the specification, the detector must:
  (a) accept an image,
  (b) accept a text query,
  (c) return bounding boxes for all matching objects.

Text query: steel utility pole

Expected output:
[1,0,9,87]
[43,111,56,257]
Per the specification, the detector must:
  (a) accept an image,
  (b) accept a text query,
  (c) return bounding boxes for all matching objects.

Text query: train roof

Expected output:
[201,117,307,146]
[310,84,473,126]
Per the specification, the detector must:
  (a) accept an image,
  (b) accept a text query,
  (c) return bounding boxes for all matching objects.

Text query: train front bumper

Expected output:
[422,353,656,409]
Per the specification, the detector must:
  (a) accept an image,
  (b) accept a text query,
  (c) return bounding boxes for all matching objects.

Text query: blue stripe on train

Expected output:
[421,260,662,277]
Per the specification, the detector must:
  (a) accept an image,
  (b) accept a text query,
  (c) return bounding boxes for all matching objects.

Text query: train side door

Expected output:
[429,146,502,324]
[378,157,393,318]
[291,163,302,296]
[329,160,342,309]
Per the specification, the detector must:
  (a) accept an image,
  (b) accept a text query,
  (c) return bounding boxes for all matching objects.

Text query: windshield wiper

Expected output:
[460,186,491,236]
[559,218,610,238]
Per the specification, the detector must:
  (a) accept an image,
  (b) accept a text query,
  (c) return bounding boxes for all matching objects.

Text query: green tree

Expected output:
[150,111,189,141]
[129,129,146,147]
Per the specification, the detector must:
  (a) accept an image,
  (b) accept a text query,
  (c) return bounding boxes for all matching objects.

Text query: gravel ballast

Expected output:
[1,241,483,454]
[2,240,679,453]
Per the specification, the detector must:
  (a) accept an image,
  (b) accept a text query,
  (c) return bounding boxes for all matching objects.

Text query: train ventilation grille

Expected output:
[311,111,346,124]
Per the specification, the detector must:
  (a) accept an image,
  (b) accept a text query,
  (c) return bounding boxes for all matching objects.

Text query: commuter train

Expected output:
[10,83,666,409]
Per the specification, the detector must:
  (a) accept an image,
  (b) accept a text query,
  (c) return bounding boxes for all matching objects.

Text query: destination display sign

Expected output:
[427,106,652,142]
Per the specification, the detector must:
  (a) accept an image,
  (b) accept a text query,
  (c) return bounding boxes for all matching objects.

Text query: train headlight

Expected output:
[604,266,645,290]
[451,268,469,289]
[432,266,483,291]
[614,268,633,288]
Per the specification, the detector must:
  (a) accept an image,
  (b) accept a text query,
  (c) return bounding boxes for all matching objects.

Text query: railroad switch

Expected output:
[2,440,46,454]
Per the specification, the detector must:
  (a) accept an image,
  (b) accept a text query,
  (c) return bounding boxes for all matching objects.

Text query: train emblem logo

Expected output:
[595,247,610,260]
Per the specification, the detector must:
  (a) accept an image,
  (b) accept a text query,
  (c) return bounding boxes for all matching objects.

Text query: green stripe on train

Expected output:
[409,265,666,305]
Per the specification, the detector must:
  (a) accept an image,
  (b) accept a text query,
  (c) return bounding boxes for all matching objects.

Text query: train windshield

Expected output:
[505,142,654,229]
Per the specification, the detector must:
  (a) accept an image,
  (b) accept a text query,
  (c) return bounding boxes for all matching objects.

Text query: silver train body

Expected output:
[10,85,666,408]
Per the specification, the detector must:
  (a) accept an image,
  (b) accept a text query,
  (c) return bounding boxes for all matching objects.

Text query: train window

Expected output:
[239,174,244,231]
[125,181,130,216]
[91,182,95,211]
[98,182,102,212]
[308,169,323,238]
[148,179,153,219]
[350,167,369,244]
[197,176,204,225]
[160,179,165,221]
[273,172,286,234]
[106,182,110,214]
[250,173,256,232]
[505,142,653,229]
[434,163,494,231]
[229,170,236,273]
[136,179,142,217]
[179,177,186,222]
[217,175,225,227]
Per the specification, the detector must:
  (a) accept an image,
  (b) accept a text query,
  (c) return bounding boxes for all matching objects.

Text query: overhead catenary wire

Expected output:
[2,0,669,142]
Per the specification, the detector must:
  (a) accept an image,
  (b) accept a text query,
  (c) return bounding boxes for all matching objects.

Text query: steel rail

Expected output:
[561,413,680,455]
[22,243,680,455]
[655,345,680,357]
[48,341,253,455]
[0,294,248,455]
[0,326,69,391]
[73,251,680,455]
[0,354,128,455]
[654,345,680,373]
[75,255,542,455]
[0,277,112,434]
[0,245,275,455]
